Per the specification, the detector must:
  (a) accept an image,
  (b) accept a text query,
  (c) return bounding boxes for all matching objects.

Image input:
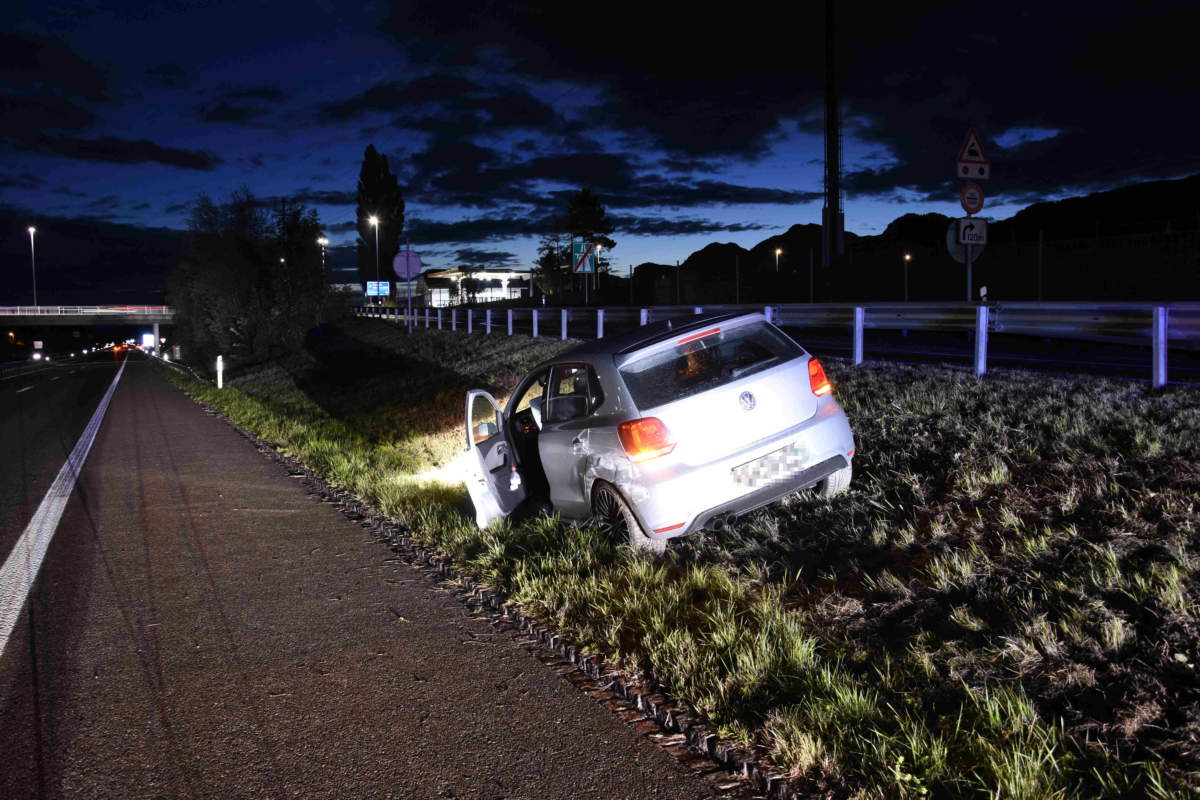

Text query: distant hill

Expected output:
[633,173,1200,303]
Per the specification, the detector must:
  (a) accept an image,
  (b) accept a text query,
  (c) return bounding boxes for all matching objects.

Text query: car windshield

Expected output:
[618,322,803,410]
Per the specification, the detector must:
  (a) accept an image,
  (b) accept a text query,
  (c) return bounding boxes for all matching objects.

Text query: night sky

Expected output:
[2,0,1197,298]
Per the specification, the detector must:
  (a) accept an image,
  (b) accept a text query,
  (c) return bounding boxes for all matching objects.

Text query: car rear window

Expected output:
[618,322,803,410]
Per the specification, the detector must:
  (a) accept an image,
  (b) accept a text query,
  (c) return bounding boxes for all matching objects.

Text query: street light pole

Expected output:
[775,247,782,272]
[902,252,912,302]
[28,227,37,307]
[317,236,328,275]
[369,215,380,304]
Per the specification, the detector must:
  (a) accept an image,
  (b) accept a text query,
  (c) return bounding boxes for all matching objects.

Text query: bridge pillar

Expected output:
[153,322,160,352]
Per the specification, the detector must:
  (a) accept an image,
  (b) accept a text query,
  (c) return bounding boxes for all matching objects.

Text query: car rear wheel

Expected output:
[817,462,853,497]
[591,481,666,554]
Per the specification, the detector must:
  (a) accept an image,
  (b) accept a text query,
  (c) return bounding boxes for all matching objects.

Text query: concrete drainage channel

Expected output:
[201,402,810,800]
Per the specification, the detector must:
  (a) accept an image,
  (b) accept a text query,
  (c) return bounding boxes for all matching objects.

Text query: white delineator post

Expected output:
[217,355,224,389]
[975,305,989,377]
[507,309,513,336]
[596,309,605,339]
[485,309,492,334]
[532,309,539,338]
[1153,306,1168,388]
[561,308,568,340]
[639,308,649,326]
[852,307,864,365]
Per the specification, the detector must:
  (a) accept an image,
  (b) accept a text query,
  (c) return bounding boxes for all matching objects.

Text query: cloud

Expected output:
[0,172,44,190]
[454,248,517,266]
[14,135,222,170]
[0,32,109,102]
[612,216,772,236]
[199,101,270,124]
[146,63,187,88]
[197,85,290,126]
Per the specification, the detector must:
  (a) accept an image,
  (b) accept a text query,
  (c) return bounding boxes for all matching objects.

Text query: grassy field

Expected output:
[164,318,1198,799]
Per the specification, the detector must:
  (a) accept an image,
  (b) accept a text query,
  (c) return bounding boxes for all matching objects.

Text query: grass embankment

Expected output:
[164,318,1198,799]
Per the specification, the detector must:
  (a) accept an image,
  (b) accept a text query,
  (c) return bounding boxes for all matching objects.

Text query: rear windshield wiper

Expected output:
[730,356,778,378]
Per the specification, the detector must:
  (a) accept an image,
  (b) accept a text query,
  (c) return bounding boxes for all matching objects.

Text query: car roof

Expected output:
[538,311,763,368]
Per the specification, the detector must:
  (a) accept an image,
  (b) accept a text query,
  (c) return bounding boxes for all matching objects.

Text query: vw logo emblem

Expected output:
[739,391,756,411]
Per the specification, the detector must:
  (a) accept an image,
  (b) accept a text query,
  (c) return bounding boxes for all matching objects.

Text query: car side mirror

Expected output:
[473,421,498,442]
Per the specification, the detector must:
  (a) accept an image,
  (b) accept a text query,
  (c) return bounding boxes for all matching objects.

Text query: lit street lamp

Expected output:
[317,236,328,274]
[368,215,380,304]
[28,226,37,306]
[902,252,912,302]
[775,247,782,272]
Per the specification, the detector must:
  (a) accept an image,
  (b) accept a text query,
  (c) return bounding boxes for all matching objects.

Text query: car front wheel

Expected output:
[591,481,666,554]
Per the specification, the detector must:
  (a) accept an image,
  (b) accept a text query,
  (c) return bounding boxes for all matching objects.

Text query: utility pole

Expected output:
[821,0,844,270]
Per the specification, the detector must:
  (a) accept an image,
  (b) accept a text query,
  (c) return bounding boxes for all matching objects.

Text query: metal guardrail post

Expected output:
[1153,306,1168,387]
[639,308,648,326]
[437,308,443,329]
[425,308,430,328]
[507,309,514,336]
[764,306,774,324]
[216,355,224,389]
[597,309,605,339]
[975,306,989,377]
[561,308,568,340]
[532,309,539,338]
[694,306,703,314]
[467,309,473,333]
[452,309,458,331]
[485,309,492,334]
[853,307,865,365]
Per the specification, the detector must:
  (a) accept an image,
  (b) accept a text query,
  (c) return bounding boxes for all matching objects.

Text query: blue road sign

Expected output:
[571,242,596,274]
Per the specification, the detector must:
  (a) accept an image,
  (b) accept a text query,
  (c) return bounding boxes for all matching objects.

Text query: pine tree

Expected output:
[355,144,406,301]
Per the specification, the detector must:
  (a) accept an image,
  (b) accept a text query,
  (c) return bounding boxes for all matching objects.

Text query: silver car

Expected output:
[464,312,856,552]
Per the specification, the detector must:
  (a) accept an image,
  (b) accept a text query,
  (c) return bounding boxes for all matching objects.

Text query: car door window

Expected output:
[513,370,546,414]
[545,364,602,424]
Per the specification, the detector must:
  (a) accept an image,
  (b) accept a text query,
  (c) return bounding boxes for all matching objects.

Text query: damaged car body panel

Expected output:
[462,312,856,550]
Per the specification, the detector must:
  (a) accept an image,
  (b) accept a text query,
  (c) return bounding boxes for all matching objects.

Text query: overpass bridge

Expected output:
[0,305,174,326]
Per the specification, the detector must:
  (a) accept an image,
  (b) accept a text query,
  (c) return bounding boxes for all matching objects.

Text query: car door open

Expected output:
[464,389,527,528]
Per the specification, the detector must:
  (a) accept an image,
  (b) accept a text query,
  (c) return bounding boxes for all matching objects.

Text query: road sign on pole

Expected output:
[960,182,985,214]
[945,221,987,264]
[958,217,988,245]
[571,241,596,274]
[957,128,990,179]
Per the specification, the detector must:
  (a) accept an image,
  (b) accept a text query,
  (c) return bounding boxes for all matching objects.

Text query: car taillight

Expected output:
[617,417,676,462]
[808,357,832,396]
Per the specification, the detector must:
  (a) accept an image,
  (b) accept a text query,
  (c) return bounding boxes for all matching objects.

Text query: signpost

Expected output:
[393,246,423,331]
[572,241,597,304]
[959,182,984,215]
[950,128,991,301]
[366,281,390,297]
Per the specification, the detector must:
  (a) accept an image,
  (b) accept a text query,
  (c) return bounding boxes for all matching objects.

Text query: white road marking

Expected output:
[16,386,32,393]
[0,359,126,658]
[49,377,60,382]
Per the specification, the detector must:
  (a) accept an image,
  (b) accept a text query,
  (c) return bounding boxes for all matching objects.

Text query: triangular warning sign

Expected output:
[958,128,988,164]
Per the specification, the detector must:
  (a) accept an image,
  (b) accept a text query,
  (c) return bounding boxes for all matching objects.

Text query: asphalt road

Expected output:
[0,356,720,799]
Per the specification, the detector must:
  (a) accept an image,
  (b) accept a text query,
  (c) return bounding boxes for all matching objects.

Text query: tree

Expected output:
[168,189,328,373]
[355,144,405,300]
[532,190,618,297]
[532,233,571,296]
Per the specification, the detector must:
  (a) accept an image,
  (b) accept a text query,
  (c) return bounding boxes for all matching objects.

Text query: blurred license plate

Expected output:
[732,441,808,489]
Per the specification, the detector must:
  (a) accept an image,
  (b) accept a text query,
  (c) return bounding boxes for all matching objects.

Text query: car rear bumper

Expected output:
[684,454,848,536]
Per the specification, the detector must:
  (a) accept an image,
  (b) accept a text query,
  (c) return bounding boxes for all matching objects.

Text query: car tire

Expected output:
[817,462,853,497]
[591,481,666,554]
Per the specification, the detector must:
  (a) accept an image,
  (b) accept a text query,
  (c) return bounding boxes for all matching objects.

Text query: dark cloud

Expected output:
[15,135,222,170]
[223,85,287,102]
[454,248,517,266]
[86,194,121,210]
[0,32,109,101]
[612,216,772,236]
[145,63,187,88]
[199,101,270,124]
[324,220,358,233]
[0,172,44,190]
[0,93,96,137]
[378,1,1200,200]
[131,202,151,210]
[319,74,558,140]
[165,202,188,214]
[197,85,289,126]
